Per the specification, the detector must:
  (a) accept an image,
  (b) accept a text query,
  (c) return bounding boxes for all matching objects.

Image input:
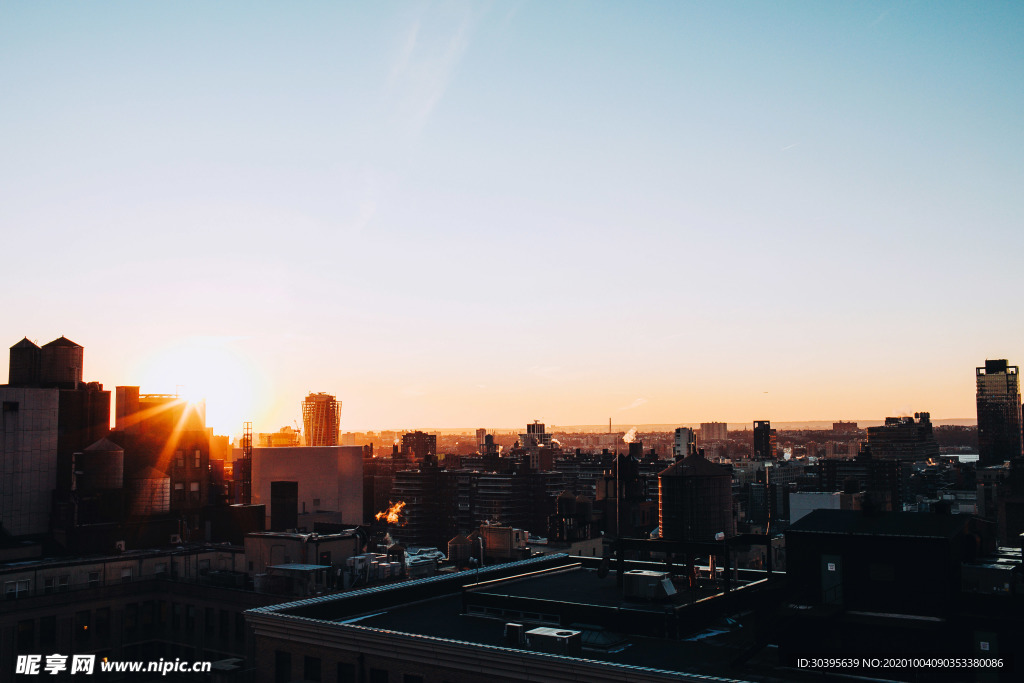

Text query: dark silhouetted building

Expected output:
[659,452,735,541]
[2,337,110,537]
[780,509,1014,672]
[866,412,939,461]
[753,420,776,460]
[401,430,437,464]
[976,359,1023,466]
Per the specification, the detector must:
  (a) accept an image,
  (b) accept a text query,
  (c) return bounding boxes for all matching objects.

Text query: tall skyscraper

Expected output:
[302,392,340,447]
[753,420,776,460]
[976,359,1023,466]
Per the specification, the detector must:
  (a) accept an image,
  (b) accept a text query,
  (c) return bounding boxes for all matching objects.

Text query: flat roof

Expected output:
[248,556,766,681]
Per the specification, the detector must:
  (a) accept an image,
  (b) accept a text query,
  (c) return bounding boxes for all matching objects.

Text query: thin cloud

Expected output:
[619,397,648,411]
[387,4,482,134]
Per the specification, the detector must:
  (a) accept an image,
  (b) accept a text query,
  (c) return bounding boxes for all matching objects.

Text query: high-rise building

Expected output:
[976,359,1023,466]
[519,420,553,450]
[401,430,437,464]
[700,421,729,442]
[672,427,696,460]
[866,413,939,462]
[753,420,777,460]
[302,392,340,447]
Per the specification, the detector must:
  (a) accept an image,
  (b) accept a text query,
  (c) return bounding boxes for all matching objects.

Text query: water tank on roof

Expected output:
[127,469,170,516]
[8,338,41,386]
[40,336,84,387]
[75,438,124,491]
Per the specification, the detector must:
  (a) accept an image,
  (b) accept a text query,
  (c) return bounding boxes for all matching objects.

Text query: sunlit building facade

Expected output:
[301,392,340,447]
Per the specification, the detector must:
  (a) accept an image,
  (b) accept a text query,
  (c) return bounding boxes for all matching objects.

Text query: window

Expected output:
[235,612,246,640]
[17,620,33,651]
[39,616,56,648]
[205,607,216,635]
[44,577,56,594]
[313,498,321,507]
[338,663,357,683]
[370,669,389,683]
[120,568,132,583]
[58,574,69,592]
[174,482,185,502]
[304,656,322,682]
[5,580,30,599]
[219,609,229,638]
[88,571,100,588]
[274,651,291,683]
[76,610,91,642]
[95,607,111,638]
[175,450,184,468]
[155,562,168,576]
[172,603,182,631]
[189,481,200,502]
[194,450,201,468]
[124,604,138,633]
[142,601,155,633]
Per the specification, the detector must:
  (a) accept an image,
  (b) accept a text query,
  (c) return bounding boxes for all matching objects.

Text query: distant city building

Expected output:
[866,413,940,461]
[258,427,301,448]
[832,421,858,433]
[401,430,437,464]
[519,420,553,450]
[976,359,1023,466]
[672,427,697,460]
[753,420,777,460]
[700,421,729,442]
[302,392,340,447]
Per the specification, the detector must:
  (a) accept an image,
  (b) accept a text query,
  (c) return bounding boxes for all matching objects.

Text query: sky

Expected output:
[2,1,1023,437]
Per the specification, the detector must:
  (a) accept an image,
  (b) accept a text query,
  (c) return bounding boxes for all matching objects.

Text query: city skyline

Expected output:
[3,2,1023,435]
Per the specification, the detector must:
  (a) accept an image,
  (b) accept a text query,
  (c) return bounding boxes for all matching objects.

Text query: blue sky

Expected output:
[2,1,1022,435]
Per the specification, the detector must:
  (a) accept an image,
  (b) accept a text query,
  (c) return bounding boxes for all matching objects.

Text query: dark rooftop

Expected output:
[659,452,730,478]
[42,335,81,348]
[786,509,974,539]
[250,556,776,682]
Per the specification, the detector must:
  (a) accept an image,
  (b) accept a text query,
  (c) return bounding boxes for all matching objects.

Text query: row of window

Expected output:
[3,570,120,599]
[174,450,205,469]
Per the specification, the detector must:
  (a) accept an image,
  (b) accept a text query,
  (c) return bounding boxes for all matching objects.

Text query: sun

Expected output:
[135,338,263,436]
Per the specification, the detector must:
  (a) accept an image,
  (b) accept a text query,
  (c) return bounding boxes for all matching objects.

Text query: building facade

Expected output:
[302,393,340,447]
[976,359,1023,466]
